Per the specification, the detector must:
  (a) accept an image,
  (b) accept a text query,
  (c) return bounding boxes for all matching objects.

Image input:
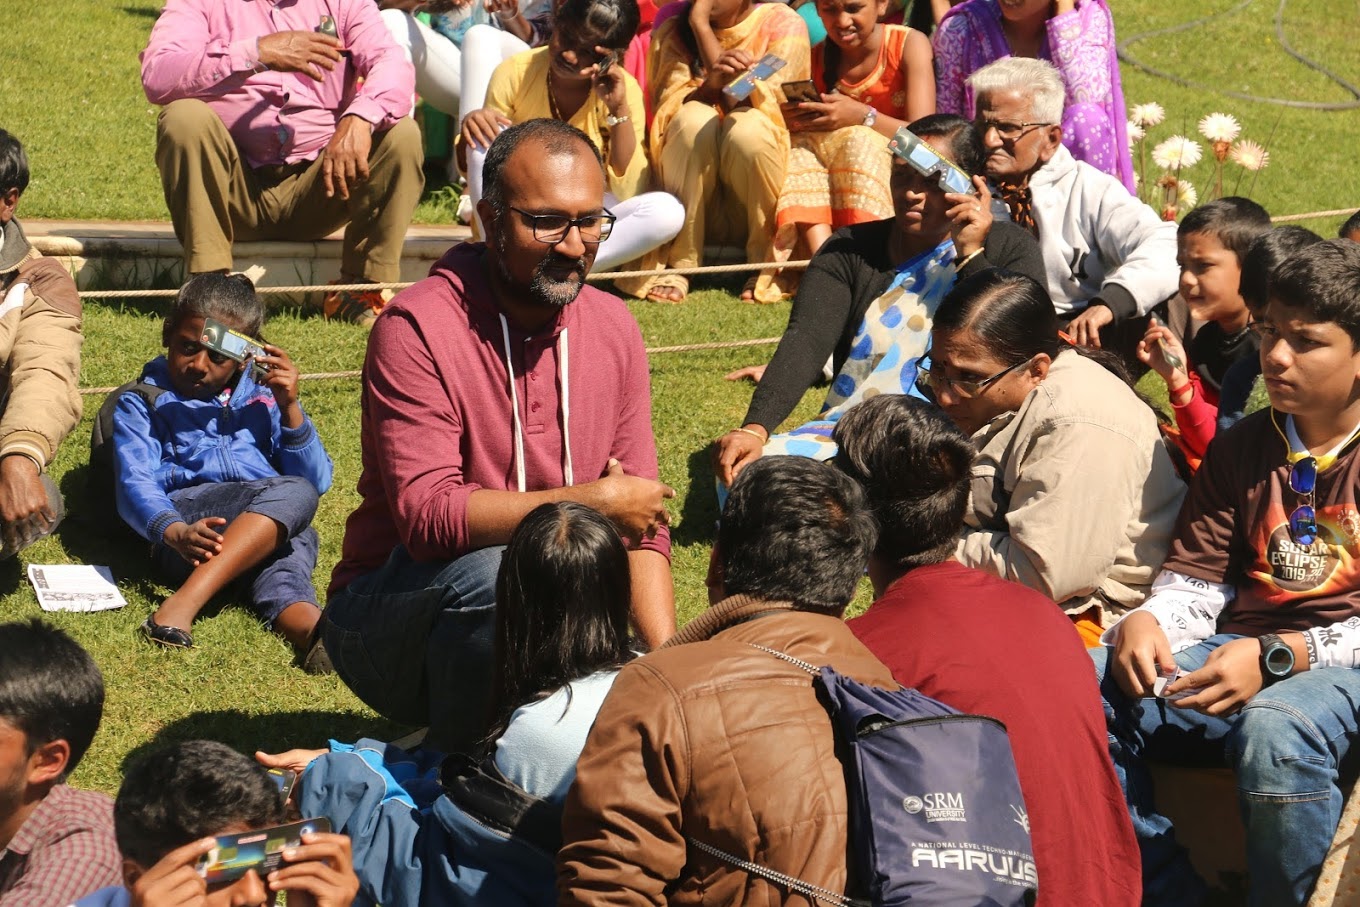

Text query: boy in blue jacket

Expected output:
[113,273,333,667]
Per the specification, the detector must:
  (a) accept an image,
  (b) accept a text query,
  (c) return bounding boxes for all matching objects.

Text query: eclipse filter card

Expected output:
[723,54,786,102]
[200,318,266,365]
[780,79,820,104]
[265,767,298,803]
[196,817,331,885]
[888,128,975,196]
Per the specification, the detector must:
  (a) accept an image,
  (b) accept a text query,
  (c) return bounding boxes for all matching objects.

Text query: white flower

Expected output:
[1176,182,1198,213]
[1230,139,1270,172]
[1153,135,1203,171]
[1130,102,1165,128]
[1197,112,1241,143]
[1127,121,1145,143]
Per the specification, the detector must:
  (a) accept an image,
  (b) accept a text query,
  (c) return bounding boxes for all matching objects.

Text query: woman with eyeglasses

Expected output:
[922,268,1184,644]
[714,114,1042,488]
[457,0,685,287]
[931,0,1133,191]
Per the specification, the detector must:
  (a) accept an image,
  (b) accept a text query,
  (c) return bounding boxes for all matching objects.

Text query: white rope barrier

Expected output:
[77,336,783,395]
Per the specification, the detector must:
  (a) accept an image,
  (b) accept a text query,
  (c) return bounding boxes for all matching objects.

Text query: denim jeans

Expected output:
[1092,635,1360,906]
[157,477,320,624]
[321,545,504,754]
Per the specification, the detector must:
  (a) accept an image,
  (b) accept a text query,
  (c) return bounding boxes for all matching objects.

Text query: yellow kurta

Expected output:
[646,4,810,295]
[485,47,651,199]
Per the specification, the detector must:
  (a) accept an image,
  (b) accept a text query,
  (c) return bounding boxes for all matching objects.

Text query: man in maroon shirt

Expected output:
[0,621,120,907]
[321,119,675,753]
[832,395,1140,906]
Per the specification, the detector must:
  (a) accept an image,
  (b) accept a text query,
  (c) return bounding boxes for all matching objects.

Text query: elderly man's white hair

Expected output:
[967,58,1065,125]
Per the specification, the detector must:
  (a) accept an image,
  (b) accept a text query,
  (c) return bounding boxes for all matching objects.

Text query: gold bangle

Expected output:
[730,427,768,443]
[955,248,984,270]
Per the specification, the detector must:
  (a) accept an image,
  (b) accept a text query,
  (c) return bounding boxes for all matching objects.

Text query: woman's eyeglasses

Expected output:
[1289,455,1319,546]
[509,207,617,244]
[915,355,1034,400]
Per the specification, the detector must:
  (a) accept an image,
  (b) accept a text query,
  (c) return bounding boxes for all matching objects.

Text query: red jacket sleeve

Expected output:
[1171,370,1219,461]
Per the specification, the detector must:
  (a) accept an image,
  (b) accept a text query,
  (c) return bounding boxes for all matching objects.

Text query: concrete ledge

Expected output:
[23,219,473,303]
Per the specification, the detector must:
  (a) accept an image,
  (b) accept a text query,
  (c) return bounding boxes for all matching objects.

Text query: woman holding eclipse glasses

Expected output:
[713,114,1042,489]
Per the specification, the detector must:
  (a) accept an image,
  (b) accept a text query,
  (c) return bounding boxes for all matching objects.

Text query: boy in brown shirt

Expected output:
[1093,240,1360,907]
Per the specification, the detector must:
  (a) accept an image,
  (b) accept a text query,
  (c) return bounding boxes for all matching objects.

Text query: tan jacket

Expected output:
[956,349,1186,622]
[0,219,82,469]
[558,595,897,906]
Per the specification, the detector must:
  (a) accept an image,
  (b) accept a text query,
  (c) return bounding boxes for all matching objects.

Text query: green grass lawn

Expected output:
[0,0,1355,795]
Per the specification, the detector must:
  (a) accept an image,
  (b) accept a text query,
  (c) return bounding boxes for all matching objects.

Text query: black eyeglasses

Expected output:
[976,119,1051,141]
[509,206,616,244]
[1289,455,1318,546]
[915,354,1035,400]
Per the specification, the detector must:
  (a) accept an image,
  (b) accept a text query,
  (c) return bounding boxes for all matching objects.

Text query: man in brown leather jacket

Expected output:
[558,456,897,906]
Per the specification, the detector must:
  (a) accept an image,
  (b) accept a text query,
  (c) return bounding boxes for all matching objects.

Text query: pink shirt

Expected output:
[331,243,670,594]
[141,0,414,169]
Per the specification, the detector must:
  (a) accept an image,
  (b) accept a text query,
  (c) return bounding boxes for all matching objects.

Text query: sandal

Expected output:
[643,273,689,304]
[141,615,194,649]
[298,626,334,675]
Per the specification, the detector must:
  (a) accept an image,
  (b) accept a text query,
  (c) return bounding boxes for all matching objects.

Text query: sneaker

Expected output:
[323,285,388,328]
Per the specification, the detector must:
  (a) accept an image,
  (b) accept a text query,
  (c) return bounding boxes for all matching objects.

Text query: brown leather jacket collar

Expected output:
[663,595,798,649]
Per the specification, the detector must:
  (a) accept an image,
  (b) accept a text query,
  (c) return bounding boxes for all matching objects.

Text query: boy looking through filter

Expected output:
[74,740,358,907]
[1137,197,1271,466]
[1096,239,1360,906]
[111,273,333,667]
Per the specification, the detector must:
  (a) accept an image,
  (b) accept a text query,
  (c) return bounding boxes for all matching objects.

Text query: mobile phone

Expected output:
[781,79,820,104]
[196,817,332,885]
[722,54,787,103]
[888,127,975,196]
[266,767,298,804]
[200,318,267,374]
[596,49,618,78]
[1148,312,1186,372]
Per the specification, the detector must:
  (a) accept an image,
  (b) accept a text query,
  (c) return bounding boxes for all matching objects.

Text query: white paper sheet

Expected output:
[27,564,128,613]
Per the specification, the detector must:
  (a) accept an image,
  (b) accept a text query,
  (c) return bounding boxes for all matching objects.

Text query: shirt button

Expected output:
[531,402,541,412]
[529,373,537,381]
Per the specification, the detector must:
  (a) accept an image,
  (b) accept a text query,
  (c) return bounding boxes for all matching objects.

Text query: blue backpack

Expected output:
[690,647,1038,907]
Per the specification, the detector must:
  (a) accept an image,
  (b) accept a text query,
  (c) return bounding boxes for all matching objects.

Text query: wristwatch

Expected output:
[1258,633,1295,685]
[862,106,877,128]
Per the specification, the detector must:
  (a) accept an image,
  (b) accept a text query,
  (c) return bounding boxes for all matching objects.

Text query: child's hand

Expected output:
[1136,322,1189,384]
[268,832,360,907]
[255,343,306,429]
[165,518,226,567]
[256,748,328,774]
[128,836,219,906]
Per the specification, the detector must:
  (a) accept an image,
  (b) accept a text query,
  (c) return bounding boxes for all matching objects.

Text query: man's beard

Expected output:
[494,245,589,310]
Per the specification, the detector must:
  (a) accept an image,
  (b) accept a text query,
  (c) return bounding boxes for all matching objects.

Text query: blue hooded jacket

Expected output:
[112,356,332,543]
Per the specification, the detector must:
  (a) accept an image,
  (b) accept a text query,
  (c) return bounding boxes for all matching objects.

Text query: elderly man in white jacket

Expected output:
[967,57,1178,349]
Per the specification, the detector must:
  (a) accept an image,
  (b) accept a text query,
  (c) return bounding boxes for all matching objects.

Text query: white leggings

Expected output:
[459,24,530,123]
[379,9,462,117]
[468,141,685,271]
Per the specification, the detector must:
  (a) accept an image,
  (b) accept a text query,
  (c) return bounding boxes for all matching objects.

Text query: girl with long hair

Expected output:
[258,502,634,906]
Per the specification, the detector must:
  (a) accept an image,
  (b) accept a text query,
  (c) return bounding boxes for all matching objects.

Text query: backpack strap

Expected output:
[686,837,869,907]
[439,752,563,856]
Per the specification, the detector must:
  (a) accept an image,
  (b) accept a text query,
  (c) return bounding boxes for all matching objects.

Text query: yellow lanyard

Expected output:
[1271,410,1360,471]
